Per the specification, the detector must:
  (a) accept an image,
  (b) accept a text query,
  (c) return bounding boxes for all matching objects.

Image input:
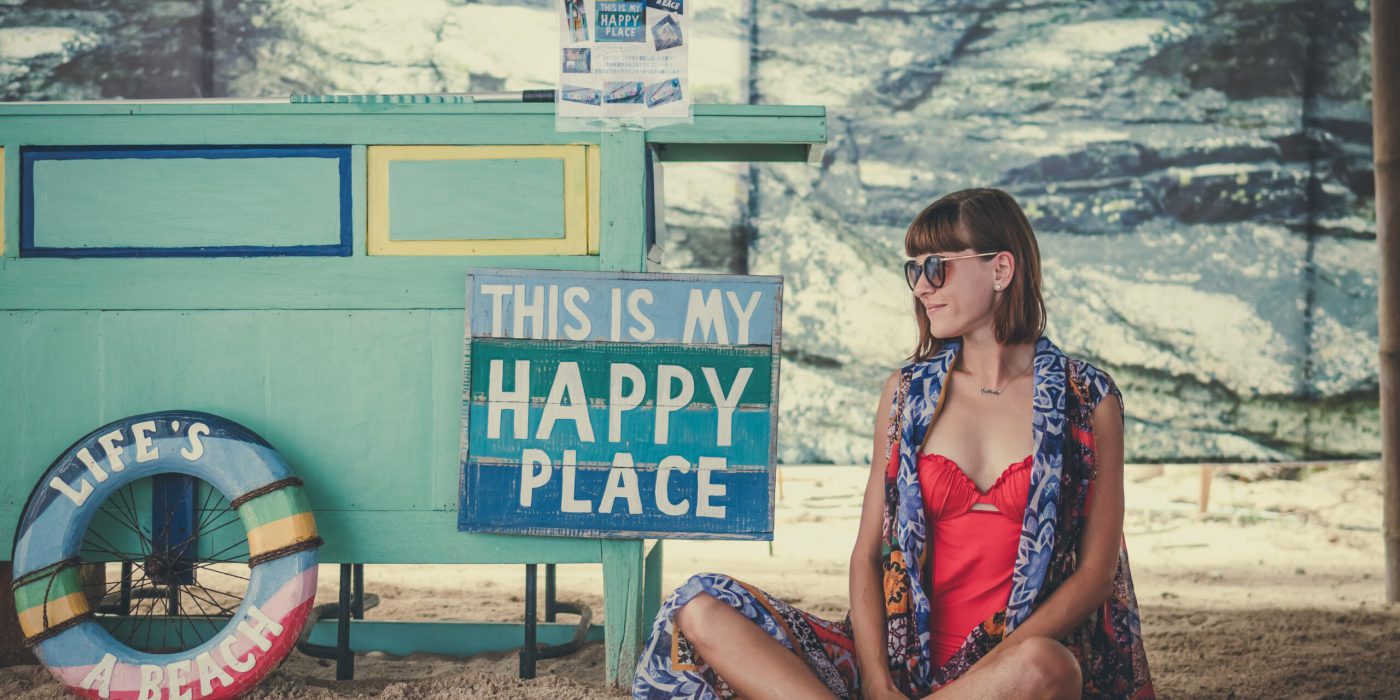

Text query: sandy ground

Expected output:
[4,461,1399,699]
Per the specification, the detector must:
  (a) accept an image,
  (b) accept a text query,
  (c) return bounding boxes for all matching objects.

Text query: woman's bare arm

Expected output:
[849,369,903,697]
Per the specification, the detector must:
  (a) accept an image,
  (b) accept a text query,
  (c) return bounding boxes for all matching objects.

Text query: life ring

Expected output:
[10,410,321,699]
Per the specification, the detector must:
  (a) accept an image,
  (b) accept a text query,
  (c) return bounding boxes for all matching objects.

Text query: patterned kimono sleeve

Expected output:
[631,572,862,699]
[1075,360,1124,423]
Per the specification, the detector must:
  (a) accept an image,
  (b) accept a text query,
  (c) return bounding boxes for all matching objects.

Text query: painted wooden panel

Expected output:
[0,256,604,311]
[89,310,438,513]
[459,269,783,540]
[4,145,18,258]
[367,145,597,256]
[0,312,105,513]
[0,146,5,256]
[21,146,352,257]
[388,158,566,240]
[587,144,600,255]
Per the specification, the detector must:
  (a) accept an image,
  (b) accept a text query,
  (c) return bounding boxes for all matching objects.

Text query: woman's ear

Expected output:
[995,251,1015,286]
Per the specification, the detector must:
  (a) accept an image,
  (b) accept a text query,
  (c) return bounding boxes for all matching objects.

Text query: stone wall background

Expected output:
[0,0,1378,464]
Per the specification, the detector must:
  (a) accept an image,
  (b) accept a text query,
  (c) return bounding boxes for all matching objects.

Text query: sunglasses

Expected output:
[904,251,1001,290]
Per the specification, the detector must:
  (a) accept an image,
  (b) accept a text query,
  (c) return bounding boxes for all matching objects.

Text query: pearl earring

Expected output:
[994,284,1002,291]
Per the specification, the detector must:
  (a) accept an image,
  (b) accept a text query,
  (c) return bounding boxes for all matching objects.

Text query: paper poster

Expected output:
[557,0,691,130]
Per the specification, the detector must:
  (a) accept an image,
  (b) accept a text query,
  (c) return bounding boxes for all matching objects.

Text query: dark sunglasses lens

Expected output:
[923,257,944,288]
[905,258,945,289]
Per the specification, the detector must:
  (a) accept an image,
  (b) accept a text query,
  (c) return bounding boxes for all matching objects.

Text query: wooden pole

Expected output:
[1375,0,1400,602]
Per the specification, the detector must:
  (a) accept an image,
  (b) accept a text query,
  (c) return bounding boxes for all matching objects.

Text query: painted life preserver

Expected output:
[10,411,321,700]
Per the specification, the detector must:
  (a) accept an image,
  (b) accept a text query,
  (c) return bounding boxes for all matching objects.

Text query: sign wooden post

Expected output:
[459,268,782,540]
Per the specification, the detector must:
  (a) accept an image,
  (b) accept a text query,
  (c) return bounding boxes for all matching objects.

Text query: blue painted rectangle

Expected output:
[462,460,771,537]
[467,269,778,346]
[21,146,352,258]
[388,158,566,241]
[460,269,783,540]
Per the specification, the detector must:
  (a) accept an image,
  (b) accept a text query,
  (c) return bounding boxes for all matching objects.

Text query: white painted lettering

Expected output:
[79,653,116,699]
[487,359,531,440]
[97,430,127,473]
[480,283,513,337]
[519,449,552,508]
[598,452,642,515]
[656,455,691,516]
[560,449,591,514]
[220,634,254,673]
[725,290,762,345]
[537,362,595,442]
[75,447,108,483]
[131,420,159,463]
[626,289,655,341]
[181,423,209,461]
[702,367,753,448]
[607,363,645,443]
[50,476,92,507]
[137,664,163,700]
[196,651,235,696]
[512,284,547,339]
[165,659,193,700]
[562,286,592,340]
[683,289,728,344]
[696,456,728,518]
[655,365,694,444]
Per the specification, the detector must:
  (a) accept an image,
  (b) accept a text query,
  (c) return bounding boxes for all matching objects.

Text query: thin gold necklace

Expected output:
[968,357,1034,396]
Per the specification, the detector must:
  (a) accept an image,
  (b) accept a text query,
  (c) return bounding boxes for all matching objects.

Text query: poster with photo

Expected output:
[557,0,691,130]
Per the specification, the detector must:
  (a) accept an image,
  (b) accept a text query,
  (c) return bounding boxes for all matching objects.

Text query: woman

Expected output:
[632,188,1155,699]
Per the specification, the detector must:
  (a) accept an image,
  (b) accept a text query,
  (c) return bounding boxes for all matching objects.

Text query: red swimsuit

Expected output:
[919,452,1033,666]
[884,448,1096,666]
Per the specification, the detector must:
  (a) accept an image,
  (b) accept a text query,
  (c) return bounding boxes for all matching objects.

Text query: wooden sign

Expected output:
[458,269,781,539]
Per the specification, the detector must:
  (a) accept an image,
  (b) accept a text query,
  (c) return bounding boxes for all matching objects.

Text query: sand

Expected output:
[4,461,1399,699]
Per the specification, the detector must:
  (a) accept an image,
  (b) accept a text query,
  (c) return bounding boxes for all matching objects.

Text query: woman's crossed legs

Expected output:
[674,593,1081,700]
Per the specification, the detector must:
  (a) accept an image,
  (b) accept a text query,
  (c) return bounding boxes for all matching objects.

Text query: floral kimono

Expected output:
[632,335,1156,699]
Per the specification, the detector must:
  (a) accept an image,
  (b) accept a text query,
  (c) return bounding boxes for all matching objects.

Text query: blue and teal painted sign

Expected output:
[458,268,781,539]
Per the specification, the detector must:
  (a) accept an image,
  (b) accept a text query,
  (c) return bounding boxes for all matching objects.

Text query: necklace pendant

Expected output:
[980,387,1001,396]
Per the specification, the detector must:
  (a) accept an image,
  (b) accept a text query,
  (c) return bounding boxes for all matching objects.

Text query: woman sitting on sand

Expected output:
[631,188,1155,699]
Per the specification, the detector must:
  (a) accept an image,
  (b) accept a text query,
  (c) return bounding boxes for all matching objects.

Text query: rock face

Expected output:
[0,0,1377,464]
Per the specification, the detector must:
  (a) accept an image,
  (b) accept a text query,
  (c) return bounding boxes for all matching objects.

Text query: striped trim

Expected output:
[236,484,313,529]
[231,476,304,509]
[245,511,319,560]
[248,536,323,567]
[17,590,89,641]
[11,557,80,590]
[13,565,83,613]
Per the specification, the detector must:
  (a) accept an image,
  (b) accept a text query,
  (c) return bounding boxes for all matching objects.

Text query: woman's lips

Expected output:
[926,304,947,312]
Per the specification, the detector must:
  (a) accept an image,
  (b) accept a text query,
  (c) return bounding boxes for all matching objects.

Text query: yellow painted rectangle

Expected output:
[587,144,600,255]
[368,145,599,256]
[246,511,319,558]
[18,591,88,639]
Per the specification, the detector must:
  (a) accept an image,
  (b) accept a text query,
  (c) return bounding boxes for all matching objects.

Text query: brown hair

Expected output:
[903,188,1046,362]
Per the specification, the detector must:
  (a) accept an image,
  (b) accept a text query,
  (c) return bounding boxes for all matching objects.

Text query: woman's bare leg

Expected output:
[928,636,1082,700]
[673,592,836,700]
